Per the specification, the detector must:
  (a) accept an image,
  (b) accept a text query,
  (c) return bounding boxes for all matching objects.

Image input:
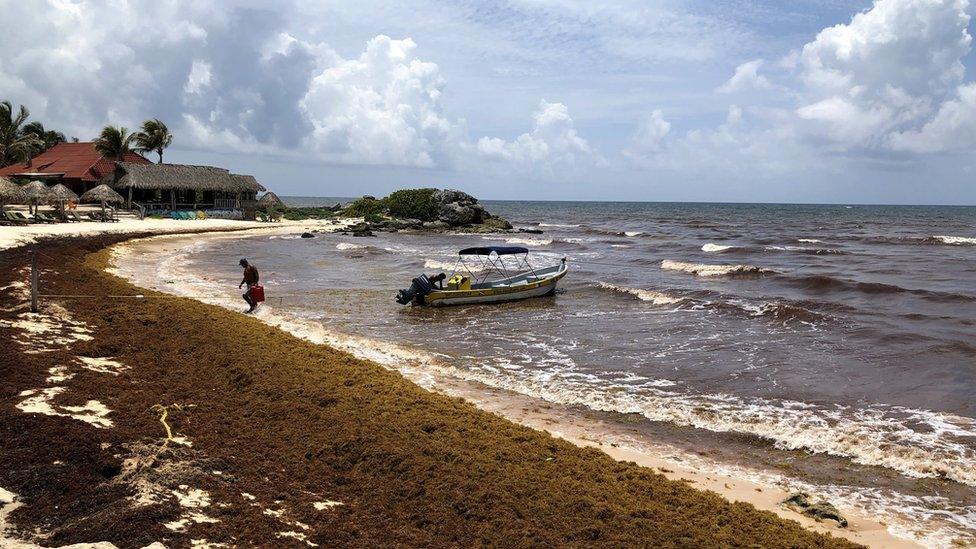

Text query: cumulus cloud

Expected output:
[472,100,596,174]
[792,0,972,151]
[717,59,771,94]
[628,0,976,176]
[0,1,570,174]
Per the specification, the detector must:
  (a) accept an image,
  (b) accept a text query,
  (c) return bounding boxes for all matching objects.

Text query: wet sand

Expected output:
[0,229,886,547]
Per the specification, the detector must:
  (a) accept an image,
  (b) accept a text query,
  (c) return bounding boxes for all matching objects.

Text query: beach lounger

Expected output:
[65,211,82,222]
[13,212,34,224]
[181,211,193,220]
[34,212,57,223]
[4,212,30,225]
[87,212,102,221]
[196,211,207,220]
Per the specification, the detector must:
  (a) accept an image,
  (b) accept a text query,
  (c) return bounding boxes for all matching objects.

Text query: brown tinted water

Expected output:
[119,201,976,546]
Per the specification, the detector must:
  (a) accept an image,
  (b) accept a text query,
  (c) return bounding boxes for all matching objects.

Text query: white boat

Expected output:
[396,246,568,307]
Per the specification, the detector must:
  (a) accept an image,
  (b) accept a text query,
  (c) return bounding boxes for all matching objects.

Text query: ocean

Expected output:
[116,199,976,546]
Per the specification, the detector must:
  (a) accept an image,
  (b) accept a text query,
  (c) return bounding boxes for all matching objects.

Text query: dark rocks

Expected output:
[517,228,544,234]
[300,232,315,239]
[782,493,848,528]
[433,189,486,226]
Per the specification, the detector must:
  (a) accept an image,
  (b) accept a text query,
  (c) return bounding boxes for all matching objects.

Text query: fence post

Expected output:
[30,247,39,313]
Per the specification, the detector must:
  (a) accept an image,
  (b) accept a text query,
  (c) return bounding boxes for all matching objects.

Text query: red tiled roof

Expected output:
[0,142,151,182]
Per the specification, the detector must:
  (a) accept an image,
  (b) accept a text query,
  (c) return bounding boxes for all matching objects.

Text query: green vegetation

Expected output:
[134,119,173,164]
[341,188,439,221]
[342,196,387,217]
[364,212,385,223]
[280,206,338,221]
[385,188,438,221]
[0,101,57,167]
[93,125,136,161]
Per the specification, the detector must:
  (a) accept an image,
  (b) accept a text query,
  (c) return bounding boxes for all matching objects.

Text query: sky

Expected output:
[2,0,976,204]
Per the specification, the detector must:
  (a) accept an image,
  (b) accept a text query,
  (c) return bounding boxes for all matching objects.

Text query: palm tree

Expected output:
[134,118,173,163]
[94,125,136,206]
[22,121,66,157]
[0,101,42,167]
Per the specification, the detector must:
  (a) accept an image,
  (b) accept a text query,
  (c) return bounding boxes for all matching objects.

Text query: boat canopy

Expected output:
[458,246,529,256]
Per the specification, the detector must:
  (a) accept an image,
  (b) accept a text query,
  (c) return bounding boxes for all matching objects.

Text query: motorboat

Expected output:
[396,246,567,307]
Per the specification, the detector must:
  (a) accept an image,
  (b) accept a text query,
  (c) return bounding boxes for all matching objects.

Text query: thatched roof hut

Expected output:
[107,163,266,193]
[23,180,51,201]
[47,183,79,203]
[0,177,27,211]
[258,191,285,210]
[81,184,125,204]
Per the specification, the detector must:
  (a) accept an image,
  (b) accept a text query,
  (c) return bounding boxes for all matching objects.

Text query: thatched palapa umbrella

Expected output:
[257,191,285,210]
[47,183,79,220]
[23,180,51,214]
[0,177,27,214]
[81,184,125,218]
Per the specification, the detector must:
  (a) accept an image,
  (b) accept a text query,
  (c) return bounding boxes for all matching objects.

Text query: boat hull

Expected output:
[421,263,566,307]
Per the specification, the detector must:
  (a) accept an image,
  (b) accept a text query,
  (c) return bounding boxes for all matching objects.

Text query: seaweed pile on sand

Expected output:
[0,235,859,547]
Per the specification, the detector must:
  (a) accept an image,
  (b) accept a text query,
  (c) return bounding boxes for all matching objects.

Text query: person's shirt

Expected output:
[243,265,259,285]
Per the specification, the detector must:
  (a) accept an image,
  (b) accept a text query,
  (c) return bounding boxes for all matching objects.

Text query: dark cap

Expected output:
[239,258,248,266]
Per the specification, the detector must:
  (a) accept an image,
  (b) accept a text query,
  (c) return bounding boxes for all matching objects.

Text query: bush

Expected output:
[364,213,384,223]
[385,188,438,221]
[280,207,337,221]
[342,196,387,217]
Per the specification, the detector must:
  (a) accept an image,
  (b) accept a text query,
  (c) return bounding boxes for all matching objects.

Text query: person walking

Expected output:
[238,258,260,313]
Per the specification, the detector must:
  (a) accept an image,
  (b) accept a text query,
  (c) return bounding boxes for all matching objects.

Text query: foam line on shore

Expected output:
[108,232,975,547]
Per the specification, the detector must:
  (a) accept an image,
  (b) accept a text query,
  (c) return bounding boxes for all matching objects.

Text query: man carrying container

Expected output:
[238,258,261,313]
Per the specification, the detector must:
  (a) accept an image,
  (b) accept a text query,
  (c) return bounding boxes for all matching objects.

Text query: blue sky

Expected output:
[3,0,976,204]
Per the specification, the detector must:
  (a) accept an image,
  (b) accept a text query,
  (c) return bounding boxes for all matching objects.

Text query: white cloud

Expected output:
[792,0,972,151]
[473,100,595,174]
[625,110,671,156]
[717,59,771,93]
[297,35,454,167]
[183,60,212,95]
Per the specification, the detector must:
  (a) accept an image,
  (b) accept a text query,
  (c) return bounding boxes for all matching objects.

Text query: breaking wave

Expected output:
[424,259,484,272]
[701,243,741,253]
[502,236,553,246]
[765,245,846,255]
[933,235,976,246]
[661,260,775,277]
[336,242,366,250]
[597,282,686,305]
[791,274,975,302]
[797,238,822,243]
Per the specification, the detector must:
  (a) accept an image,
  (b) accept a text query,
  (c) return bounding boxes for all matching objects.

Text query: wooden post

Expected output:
[30,247,38,313]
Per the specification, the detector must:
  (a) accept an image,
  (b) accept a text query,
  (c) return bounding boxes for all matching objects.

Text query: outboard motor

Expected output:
[395,274,434,305]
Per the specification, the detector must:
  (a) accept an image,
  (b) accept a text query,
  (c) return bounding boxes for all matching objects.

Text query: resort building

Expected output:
[103,162,265,212]
[0,142,151,194]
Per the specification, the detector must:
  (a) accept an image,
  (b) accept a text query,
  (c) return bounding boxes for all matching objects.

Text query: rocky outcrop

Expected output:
[433,189,486,226]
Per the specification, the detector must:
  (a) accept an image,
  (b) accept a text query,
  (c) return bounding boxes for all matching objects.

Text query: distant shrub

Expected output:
[282,207,337,220]
[385,188,438,221]
[343,196,387,217]
[364,213,384,223]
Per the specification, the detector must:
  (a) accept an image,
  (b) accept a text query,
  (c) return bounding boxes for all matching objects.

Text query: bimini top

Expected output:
[458,246,529,256]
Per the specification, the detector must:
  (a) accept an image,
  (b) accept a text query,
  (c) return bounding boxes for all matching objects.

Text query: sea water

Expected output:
[127,200,976,546]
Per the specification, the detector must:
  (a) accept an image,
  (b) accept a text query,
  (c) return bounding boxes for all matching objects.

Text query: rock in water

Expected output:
[433,189,486,226]
[301,232,315,239]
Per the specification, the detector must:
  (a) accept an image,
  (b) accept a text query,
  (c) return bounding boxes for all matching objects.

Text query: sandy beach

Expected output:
[0,220,932,547]
[0,221,926,547]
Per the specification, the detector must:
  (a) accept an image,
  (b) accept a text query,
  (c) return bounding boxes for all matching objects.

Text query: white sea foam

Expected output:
[335,242,366,250]
[623,231,643,237]
[661,260,773,277]
[111,234,976,547]
[538,223,580,228]
[934,235,976,246]
[503,237,553,246]
[701,243,735,253]
[598,282,684,305]
[423,259,484,272]
[797,238,822,243]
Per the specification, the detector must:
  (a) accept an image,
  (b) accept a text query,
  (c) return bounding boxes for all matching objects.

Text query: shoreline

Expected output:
[0,228,867,547]
[105,229,919,548]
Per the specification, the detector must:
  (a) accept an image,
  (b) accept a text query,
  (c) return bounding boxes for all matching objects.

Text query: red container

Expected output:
[249,284,265,302]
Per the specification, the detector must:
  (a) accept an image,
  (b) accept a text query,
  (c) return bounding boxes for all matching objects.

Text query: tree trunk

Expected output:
[158,148,163,164]
[127,185,132,209]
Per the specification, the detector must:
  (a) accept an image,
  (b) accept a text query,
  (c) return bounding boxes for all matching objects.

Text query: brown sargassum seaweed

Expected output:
[0,234,860,548]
